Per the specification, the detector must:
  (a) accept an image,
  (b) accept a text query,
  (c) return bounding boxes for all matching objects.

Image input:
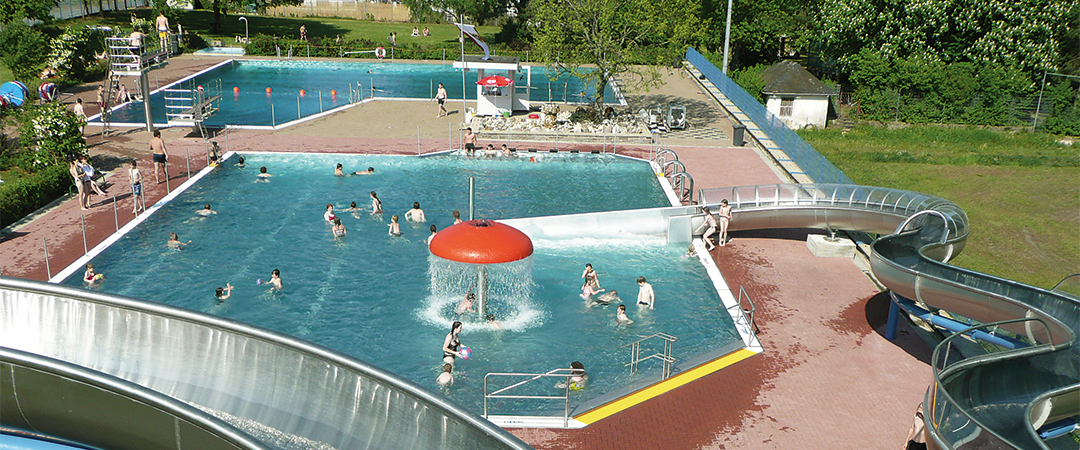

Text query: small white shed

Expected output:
[760,61,834,130]
[453,55,533,117]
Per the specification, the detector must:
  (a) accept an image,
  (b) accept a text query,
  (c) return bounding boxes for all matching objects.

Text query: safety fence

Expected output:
[267,0,409,22]
[685,48,852,185]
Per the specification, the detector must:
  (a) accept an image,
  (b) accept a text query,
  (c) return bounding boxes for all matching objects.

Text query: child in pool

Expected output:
[215,283,233,302]
[167,232,190,249]
[346,201,361,212]
[370,191,383,215]
[324,203,336,222]
[332,217,347,237]
[263,269,283,291]
[616,304,634,324]
[388,215,401,236]
[427,224,437,245]
[334,163,344,176]
[437,363,454,387]
[556,361,587,389]
[83,263,103,284]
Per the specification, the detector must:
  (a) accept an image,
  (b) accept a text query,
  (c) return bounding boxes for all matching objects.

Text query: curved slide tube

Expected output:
[0,277,531,450]
[698,184,1078,450]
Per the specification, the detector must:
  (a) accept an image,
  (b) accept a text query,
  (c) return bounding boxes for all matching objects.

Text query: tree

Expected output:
[698,0,820,70]
[199,0,301,34]
[0,22,50,81]
[402,0,507,24]
[529,0,702,110]
[819,0,1070,75]
[0,0,57,24]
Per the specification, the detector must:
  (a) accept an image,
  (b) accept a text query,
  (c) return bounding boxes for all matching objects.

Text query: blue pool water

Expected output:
[64,153,741,415]
[105,60,619,127]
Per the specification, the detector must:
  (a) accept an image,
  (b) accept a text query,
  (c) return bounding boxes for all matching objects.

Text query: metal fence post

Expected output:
[80,213,88,255]
[272,104,276,127]
[43,237,52,279]
[319,90,323,112]
[112,194,119,231]
[186,147,191,178]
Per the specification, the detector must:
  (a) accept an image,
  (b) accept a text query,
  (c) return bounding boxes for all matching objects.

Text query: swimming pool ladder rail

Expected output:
[622,332,678,380]
[727,286,758,335]
[483,368,579,427]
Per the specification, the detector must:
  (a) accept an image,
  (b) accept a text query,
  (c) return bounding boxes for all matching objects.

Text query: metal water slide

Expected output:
[0,277,531,450]
[698,183,1079,450]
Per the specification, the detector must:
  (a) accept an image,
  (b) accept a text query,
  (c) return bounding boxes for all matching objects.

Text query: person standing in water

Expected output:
[442,321,464,367]
[370,191,383,214]
[437,363,454,387]
[636,276,655,309]
[452,210,463,224]
[264,269,283,291]
[405,202,426,222]
[387,215,401,236]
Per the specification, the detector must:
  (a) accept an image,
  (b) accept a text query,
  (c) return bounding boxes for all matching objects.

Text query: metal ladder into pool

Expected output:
[483,368,580,427]
[654,148,696,205]
[622,332,678,380]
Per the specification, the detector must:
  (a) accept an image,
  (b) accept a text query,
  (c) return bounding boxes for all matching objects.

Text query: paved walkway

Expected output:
[1,55,933,450]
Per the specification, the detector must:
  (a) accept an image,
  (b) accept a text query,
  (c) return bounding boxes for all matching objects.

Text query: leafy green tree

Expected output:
[698,0,819,70]
[819,0,1069,74]
[0,22,50,81]
[402,0,506,24]
[19,103,88,166]
[529,0,702,110]
[46,26,106,82]
[0,0,57,24]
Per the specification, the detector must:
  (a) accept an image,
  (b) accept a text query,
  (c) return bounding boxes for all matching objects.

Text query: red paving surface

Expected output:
[1,58,934,450]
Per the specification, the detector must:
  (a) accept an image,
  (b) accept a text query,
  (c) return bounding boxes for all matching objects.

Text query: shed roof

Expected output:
[760,60,834,96]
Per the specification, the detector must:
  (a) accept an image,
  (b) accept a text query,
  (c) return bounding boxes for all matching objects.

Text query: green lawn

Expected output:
[801,125,1079,292]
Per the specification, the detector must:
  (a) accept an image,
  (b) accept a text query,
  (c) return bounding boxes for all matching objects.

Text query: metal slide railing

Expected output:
[622,333,678,380]
[483,368,578,427]
[0,277,531,450]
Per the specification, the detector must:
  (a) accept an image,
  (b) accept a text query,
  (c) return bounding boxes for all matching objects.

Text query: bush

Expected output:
[47,26,107,82]
[731,63,769,103]
[0,163,71,229]
[0,22,50,82]
[19,103,88,167]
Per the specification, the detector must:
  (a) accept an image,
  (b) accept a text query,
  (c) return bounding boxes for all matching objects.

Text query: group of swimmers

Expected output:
[580,263,655,325]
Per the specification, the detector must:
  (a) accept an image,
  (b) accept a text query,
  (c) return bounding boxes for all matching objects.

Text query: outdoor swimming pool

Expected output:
[62,153,742,416]
[104,59,620,127]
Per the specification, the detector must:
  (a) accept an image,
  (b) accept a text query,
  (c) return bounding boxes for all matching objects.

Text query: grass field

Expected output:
[800,125,1079,292]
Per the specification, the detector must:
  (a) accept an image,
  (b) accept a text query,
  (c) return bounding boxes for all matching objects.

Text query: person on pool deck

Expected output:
[324,204,336,222]
[388,215,402,236]
[334,163,344,176]
[156,12,170,47]
[452,210,463,224]
[435,83,448,117]
[697,205,719,251]
[196,203,217,216]
[215,283,233,303]
[463,128,477,156]
[69,160,89,210]
[436,363,454,387]
[353,167,375,175]
[96,85,107,112]
[149,130,169,184]
[616,304,634,324]
[129,161,144,215]
[73,98,87,135]
[455,290,475,315]
[370,191,383,214]
[332,217,347,237]
[84,263,103,285]
[427,224,437,245]
[636,276,654,309]
[717,199,733,247]
[405,202,426,222]
[257,166,272,178]
[78,156,108,197]
[442,321,464,366]
[265,269,283,291]
[167,232,191,249]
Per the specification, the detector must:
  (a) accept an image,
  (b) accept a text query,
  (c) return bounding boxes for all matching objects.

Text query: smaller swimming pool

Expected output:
[102,59,619,127]
[194,47,246,56]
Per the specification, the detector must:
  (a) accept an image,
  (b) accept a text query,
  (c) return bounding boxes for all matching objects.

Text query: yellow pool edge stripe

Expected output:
[573,347,760,424]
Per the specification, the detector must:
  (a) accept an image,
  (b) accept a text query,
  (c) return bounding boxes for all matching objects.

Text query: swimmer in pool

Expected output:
[455,291,475,315]
[83,263,103,284]
[235,157,246,167]
[636,276,654,309]
[265,269,283,291]
[196,203,217,216]
[581,263,601,291]
[427,224,437,245]
[591,290,619,306]
[257,166,272,178]
[353,167,375,175]
[332,217,347,237]
[581,278,605,300]
[370,191,383,215]
[555,361,587,389]
[486,314,501,330]
[405,202,426,222]
[334,163,344,176]
[452,209,463,224]
[682,245,697,258]
[388,215,402,236]
[346,201,361,212]
[437,363,454,387]
[215,283,233,302]
[324,203,336,222]
[167,232,190,249]
[616,304,634,324]
[501,144,511,156]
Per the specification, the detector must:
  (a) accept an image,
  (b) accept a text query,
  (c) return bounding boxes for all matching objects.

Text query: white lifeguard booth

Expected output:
[453,55,532,117]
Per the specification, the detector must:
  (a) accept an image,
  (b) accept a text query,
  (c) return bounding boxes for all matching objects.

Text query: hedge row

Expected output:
[0,164,71,229]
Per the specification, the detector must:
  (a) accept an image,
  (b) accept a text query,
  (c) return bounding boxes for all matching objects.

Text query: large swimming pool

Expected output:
[63,153,742,415]
[104,59,619,127]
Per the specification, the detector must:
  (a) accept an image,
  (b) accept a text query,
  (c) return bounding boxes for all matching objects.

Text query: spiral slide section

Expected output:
[697,184,1078,450]
[0,277,531,450]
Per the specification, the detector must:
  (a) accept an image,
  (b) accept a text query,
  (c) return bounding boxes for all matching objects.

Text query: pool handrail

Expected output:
[0,276,532,450]
[484,368,577,427]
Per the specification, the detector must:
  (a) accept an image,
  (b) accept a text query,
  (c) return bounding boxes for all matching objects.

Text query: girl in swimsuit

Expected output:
[717,199,732,247]
[84,263,103,284]
[442,321,464,366]
[332,218,347,237]
[324,203,336,222]
[370,191,383,215]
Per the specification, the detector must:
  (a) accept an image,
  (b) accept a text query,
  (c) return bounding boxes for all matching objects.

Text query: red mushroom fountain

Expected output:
[429,219,533,318]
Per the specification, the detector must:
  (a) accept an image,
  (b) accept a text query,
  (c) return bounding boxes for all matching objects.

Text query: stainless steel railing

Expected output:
[622,332,678,380]
[483,368,578,427]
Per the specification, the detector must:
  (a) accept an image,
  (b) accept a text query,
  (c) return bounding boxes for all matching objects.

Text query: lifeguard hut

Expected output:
[453,55,533,117]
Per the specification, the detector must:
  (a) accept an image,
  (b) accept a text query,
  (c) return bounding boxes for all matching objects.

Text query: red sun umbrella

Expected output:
[477,75,513,87]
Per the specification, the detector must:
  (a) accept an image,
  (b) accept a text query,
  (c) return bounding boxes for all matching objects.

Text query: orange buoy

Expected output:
[330,89,337,98]
[299,89,306,97]
[265,87,272,94]
[429,220,533,264]
[233,86,240,93]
